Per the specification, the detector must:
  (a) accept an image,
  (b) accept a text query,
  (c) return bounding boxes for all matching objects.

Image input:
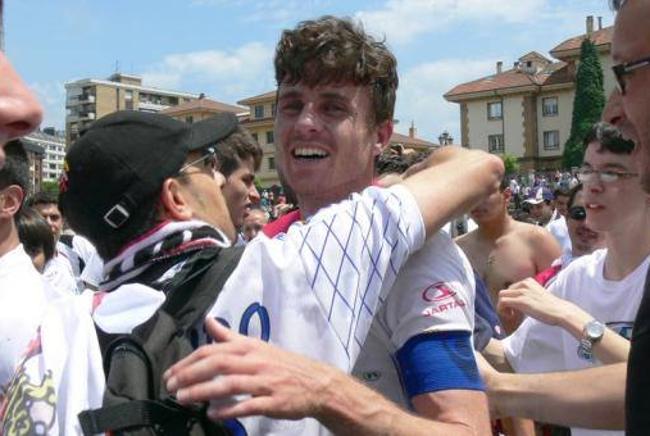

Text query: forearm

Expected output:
[489,364,625,429]
[559,307,630,364]
[402,148,504,237]
[317,370,480,436]
[481,339,514,373]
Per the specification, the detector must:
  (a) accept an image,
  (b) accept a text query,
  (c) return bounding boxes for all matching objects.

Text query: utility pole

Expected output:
[0,0,5,52]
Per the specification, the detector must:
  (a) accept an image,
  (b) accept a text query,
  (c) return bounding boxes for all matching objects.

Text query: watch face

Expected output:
[586,321,605,339]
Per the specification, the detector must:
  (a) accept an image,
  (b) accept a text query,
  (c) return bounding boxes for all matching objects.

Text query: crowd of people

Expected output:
[0,1,649,435]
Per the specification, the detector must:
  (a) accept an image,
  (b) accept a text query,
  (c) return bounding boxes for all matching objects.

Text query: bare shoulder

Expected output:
[454,229,477,249]
[510,221,555,242]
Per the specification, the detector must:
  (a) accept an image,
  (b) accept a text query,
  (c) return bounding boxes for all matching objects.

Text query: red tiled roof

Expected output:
[238,90,276,105]
[390,132,438,148]
[550,26,613,55]
[161,98,246,115]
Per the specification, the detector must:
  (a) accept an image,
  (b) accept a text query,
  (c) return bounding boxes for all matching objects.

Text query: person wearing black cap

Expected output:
[1,108,503,434]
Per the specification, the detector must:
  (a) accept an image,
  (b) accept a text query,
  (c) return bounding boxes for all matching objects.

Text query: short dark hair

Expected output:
[609,0,626,11]
[568,183,583,209]
[16,207,55,262]
[583,122,635,155]
[274,15,398,126]
[27,191,59,208]
[554,187,571,199]
[376,150,431,176]
[215,125,263,177]
[0,140,30,201]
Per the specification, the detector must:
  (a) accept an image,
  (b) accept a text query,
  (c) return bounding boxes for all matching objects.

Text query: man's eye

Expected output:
[323,103,347,115]
[279,101,302,114]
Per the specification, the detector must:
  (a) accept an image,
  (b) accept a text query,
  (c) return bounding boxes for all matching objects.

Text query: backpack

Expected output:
[78,246,244,435]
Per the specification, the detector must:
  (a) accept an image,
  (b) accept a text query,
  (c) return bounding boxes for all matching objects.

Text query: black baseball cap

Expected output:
[59,111,238,232]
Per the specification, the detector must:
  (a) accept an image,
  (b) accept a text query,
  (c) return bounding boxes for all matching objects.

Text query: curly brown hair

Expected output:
[274,15,398,126]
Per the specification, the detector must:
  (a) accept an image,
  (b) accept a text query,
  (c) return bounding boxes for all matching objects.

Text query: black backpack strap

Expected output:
[78,399,205,435]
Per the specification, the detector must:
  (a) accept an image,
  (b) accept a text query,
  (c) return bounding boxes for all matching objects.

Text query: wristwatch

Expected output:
[577,320,606,361]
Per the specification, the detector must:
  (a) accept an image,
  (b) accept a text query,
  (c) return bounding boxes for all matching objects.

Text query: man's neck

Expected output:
[0,221,19,259]
[476,213,513,242]
[298,180,372,218]
[603,217,650,280]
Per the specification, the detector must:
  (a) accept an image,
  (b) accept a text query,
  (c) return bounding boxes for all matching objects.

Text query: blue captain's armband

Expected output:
[396,331,484,398]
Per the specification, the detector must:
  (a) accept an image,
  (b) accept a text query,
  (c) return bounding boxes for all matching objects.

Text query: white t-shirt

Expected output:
[57,235,104,289]
[4,185,425,435]
[352,231,475,407]
[503,249,650,436]
[546,215,572,257]
[0,245,48,392]
[43,253,78,296]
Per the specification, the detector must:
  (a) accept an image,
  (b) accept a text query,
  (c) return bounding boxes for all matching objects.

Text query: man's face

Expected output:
[528,201,553,222]
[581,142,648,234]
[554,195,570,217]
[0,53,43,168]
[470,189,509,224]
[242,209,268,242]
[566,190,604,257]
[222,156,260,228]
[33,203,63,242]
[176,151,236,242]
[607,1,650,193]
[275,83,389,206]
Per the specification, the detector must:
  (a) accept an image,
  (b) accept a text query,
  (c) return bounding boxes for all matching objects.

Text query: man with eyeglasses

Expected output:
[481,122,649,436]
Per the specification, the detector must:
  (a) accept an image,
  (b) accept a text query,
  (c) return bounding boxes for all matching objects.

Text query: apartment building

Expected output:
[19,138,45,194]
[65,73,199,146]
[444,16,615,169]
[24,128,66,183]
[161,96,248,123]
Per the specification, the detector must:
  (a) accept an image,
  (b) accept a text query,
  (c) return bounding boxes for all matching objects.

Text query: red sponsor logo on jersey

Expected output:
[422,282,466,316]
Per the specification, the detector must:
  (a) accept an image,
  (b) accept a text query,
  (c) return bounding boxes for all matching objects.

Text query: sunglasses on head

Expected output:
[568,206,587,221]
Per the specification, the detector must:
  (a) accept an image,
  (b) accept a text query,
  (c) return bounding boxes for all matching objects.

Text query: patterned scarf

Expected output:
[100,220,231,293]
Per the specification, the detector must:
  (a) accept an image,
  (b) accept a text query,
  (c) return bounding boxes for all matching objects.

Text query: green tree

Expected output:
[41,181,59,197]
[501,153,520,175]
[563,38,606,168]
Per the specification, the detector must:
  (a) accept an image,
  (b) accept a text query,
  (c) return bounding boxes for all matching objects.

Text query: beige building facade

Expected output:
[65,73,199,146]
[445,17,615,170]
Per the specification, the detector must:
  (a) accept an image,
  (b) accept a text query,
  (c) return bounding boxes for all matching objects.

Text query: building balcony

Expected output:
[138,101,171,112]
[66,94,96,108]
[66,112,96,123]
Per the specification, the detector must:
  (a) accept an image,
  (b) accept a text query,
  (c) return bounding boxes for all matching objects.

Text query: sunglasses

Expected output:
[612,55,650,95]
[568,206,587,221]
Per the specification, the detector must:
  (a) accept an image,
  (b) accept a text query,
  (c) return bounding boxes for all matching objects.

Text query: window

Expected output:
[254,105,264,119]
[251,133,258,142]
[543,130,560,150]
[487,102,503,120]
[488,134,505,153]
[542,97,559,117]
[268,157,276,170]
[266,131,274,144]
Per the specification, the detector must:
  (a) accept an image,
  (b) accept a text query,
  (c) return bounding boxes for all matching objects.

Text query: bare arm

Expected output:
[401,147,504,238]
[481,359,626,430]
[529,227,562,273]
[499,278,630,363]
[481,338,514,372]
[165,319,488,435]
[411,391,491,436]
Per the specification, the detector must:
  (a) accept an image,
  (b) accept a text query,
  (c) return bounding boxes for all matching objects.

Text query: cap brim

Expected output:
[188,113,239,151]
[524,199,544,205]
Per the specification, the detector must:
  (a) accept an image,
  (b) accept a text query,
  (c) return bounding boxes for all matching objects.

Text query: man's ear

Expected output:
[373,119,394,156]
[159,178,194,221]
[0,185,24,219]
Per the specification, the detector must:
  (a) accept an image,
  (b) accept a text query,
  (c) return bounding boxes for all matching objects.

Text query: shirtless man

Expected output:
[455,179,561,292]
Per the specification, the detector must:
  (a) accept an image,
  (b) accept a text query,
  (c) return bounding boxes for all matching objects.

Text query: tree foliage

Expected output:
[563,38,606,168]
[501,153,520,175]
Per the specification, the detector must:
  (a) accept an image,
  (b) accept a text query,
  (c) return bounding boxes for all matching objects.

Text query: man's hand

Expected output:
[498,278,574,327]
[164,318,333,421]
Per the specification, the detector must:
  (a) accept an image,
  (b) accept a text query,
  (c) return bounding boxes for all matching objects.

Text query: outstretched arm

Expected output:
[401,147,504,238]
[498,278,630,363]
[165,318,486,435]
[478,354,625,430]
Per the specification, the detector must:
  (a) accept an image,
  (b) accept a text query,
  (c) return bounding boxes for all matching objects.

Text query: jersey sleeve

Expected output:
[384,232,475,350]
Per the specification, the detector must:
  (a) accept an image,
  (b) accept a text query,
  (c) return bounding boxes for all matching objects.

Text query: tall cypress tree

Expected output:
[562,38,606,168]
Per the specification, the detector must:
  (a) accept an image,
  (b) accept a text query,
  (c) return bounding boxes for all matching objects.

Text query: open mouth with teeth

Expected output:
[291,147,330,160]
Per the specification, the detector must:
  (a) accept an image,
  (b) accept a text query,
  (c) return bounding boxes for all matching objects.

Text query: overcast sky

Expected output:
[5,0,614,142]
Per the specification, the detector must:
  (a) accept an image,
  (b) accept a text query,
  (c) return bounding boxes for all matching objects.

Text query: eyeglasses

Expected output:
[576,168,639,184]
[612,55,650,95]
[568,206,587,221]
[177,147,220,177]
